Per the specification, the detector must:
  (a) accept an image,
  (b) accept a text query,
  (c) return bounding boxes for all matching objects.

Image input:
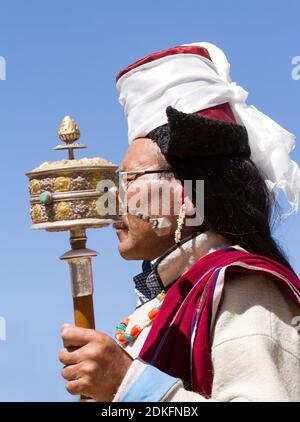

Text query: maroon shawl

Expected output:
[138,246,300,397]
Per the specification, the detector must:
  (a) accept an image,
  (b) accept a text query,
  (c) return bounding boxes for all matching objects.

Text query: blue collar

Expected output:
[133,231,204,303]
[133,260,163,303]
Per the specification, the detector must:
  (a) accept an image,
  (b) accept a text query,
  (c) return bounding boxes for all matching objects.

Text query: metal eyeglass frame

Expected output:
[115,168,173,190]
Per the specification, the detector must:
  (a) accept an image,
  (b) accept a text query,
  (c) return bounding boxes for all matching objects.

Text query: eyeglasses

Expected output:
[115,168,172,190]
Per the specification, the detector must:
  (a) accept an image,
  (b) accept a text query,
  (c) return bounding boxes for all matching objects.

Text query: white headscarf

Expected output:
[117,42,300,217]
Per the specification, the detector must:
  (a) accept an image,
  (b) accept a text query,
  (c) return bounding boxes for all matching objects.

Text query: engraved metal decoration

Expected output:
[55,116,85,159]
[26,116,118,232]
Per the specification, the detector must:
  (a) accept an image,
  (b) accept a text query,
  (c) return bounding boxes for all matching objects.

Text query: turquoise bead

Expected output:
[125,334,135,343]
[116,323,126,331]
[39,191,52,205]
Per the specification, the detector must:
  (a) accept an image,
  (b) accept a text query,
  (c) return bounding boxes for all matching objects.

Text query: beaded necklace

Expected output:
[115,291,166,346]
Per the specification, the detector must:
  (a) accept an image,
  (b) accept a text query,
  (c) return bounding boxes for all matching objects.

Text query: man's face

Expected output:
[114,138,180,260]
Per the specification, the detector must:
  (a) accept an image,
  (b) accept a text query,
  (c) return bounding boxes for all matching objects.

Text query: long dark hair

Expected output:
[163,154,295,273]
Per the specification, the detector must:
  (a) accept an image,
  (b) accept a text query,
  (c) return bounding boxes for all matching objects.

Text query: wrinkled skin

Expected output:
[59,324,132,401]
[115,138,187,260]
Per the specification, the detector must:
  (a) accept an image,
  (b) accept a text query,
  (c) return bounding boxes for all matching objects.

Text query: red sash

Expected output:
[139,247,300,397]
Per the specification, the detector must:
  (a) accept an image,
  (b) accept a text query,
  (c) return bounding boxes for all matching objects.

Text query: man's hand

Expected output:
[59,324,133,401]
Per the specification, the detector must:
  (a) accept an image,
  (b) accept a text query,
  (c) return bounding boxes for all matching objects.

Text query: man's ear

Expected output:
[184,195,197,217]
[173,184,196,217]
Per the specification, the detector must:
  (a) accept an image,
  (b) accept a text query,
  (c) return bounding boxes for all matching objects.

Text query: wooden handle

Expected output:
[73,295,95,329]
[73,295,96,401]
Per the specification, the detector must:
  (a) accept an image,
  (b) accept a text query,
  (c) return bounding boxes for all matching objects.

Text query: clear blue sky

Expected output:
[0,0,299,401]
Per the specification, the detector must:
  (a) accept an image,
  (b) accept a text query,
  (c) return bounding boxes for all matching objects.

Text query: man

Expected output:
[59,42,300,401]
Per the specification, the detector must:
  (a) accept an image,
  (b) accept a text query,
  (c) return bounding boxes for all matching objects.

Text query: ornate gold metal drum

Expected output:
[26,116,118,232]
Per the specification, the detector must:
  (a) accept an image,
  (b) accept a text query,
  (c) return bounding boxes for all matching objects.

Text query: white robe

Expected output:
[114,231,300,402]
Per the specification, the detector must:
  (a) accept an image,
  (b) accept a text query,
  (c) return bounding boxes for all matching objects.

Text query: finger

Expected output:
[66,379,85,395]
[61,362,82,381]
[59,340,104,365]
[59,347,81,366]
[61,323,74,329]
[61,325,99,348]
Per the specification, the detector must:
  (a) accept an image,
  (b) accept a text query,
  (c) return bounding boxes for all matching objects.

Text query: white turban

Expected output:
[116,42,300,218]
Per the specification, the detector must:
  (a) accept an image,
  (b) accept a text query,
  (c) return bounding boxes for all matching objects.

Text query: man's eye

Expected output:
[124,176,138,183]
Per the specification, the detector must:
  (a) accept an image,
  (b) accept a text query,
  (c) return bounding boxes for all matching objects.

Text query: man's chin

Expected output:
[118,242,140,260]
[116,230,137,259]
[117,234,151,260]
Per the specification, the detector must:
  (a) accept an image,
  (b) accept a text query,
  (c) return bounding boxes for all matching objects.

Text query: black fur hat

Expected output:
[147,106,251,159]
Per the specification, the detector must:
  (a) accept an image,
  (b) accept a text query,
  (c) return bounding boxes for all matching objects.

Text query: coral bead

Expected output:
[115,293,165,345]
[117,333,128,344]
[130,324,142,338]
[121,318,130,327]
[148,308,159,320]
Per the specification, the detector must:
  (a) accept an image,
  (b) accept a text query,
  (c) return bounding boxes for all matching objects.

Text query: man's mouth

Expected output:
[112,220,128,230]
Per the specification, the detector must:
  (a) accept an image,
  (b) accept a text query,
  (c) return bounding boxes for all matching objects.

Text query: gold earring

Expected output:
[175,202,186,244]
